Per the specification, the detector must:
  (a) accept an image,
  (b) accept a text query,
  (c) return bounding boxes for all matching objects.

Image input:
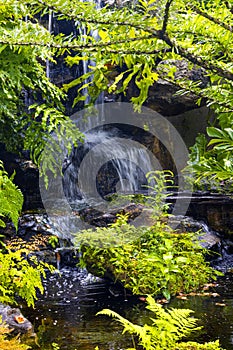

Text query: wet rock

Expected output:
[90,213,117,227]
[79,203,143,227]
[2,213,60,239]
[2,213,81,267]
[0,304,33,334]
[186,192,233,236]
[113,203,144,220]
[2,213,58,266]
[132,208,155,227]
[133,210,221,253]
[54,248,80,268]
[170,215,221,253]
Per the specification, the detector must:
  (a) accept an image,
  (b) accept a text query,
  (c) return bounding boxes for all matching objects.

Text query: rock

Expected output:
[113,203,144,220]
[134,209,221,253]
[2,213,81,267]
[89,213,117,227]
[0,304,33,334]
[125,60,208,116]
[170,215,221,253]
[186,192,233,236]
[79,203,143,227]
[54,247,80,268]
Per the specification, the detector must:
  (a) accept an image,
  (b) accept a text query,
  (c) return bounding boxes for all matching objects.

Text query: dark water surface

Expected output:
[23,268,136,350]
[170,274,233,349]
[22,268,233,350]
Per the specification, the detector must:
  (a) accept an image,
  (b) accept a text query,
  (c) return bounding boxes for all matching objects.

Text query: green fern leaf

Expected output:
[0,161,23,230]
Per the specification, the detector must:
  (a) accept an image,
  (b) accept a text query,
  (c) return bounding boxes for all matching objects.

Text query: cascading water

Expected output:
[46,10,53,79]
[63,128,154,209]
[80,0,105,126]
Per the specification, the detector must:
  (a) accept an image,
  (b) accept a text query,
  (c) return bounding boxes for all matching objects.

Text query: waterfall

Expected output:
[46,10,53,79]
[81,0,105,116]
[63,128,154,209]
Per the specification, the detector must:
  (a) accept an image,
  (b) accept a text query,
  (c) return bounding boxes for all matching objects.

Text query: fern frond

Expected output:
[0,324,29,350]
[177,340,224,349]
[168,307,201,337]
[98,308,155,350]
[146,296,201,342]
[0,161,23,230]
[97,309,142,336]
[97,296,222,350]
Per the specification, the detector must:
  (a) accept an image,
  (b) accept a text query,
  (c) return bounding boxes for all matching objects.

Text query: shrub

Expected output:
[78,221,220,299]
[76,171,221,299]
[0,247,50,307]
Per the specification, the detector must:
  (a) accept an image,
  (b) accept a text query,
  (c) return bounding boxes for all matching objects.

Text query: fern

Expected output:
[97,295,225,350]
[0,161,23,230]
[0,248,52,307]
[145,295,201,348]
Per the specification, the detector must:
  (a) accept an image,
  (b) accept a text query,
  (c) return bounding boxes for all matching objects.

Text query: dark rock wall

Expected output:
[0,144,43,210]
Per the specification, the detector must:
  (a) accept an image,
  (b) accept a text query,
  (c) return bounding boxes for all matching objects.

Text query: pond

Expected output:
[22,265,233,350]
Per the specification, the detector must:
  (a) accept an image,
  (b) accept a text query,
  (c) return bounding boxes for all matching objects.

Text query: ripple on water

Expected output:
[22,267,233,350]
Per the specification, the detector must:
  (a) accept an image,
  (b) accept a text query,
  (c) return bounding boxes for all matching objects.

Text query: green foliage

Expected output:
[76,213,142,250]
[140,170,175,218]
[177,342,225,350]
[0,0,232,185]
[185,126,233,192]
[0,324,29,350]
[48,235,59,249]
[59,0,233,111]
[0,1,82,179]
[0,247,51,307]
[0,161,23,230]
[78,222,219,300]
[97,295,224,350]
[76,171,220,299]
[0,162,51,307]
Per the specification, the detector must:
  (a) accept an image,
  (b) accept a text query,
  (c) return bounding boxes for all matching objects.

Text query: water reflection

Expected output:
[22,268,135,349]
[170,275,233,349]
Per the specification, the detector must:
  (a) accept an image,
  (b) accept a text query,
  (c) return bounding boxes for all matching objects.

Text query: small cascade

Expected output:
[109,141,152,193]
[55,251,61,270]
[63,128,154,208]
[80,0,105,126]
[46,10,53,79]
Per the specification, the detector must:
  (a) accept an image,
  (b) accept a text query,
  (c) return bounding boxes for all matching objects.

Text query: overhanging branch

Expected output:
[191,5,232,32]
[161,0,173,34]
[3,0,233,82]
[162,33,233,81]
